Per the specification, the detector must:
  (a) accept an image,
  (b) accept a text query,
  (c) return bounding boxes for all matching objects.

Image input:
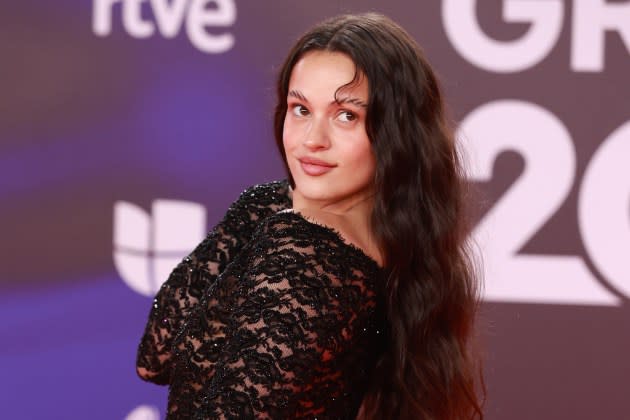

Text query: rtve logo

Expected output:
[113,199,206,296]
[92,0,237,53]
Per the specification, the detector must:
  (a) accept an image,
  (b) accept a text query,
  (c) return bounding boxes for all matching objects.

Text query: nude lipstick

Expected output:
[298,157,336,176]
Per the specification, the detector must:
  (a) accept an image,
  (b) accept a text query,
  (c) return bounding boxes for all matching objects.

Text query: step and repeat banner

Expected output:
[1,1,628,419]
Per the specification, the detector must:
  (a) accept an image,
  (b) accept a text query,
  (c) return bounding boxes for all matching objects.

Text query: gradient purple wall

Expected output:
[2,1,629,418]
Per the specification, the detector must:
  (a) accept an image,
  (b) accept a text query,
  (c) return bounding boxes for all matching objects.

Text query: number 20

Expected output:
[459,100,630,306]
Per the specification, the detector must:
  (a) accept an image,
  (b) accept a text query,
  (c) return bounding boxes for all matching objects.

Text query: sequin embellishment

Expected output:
[136,180,386,419]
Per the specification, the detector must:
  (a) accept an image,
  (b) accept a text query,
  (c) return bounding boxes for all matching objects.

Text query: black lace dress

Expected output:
[137,180,386,419]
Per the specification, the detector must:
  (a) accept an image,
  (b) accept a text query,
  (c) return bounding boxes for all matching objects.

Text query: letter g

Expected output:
[442,0,563,73]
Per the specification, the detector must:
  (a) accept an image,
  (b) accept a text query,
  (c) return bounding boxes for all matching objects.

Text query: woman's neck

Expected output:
[291,188,382,266]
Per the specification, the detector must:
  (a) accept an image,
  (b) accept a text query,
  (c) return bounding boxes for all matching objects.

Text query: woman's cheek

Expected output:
[282,120,296,151]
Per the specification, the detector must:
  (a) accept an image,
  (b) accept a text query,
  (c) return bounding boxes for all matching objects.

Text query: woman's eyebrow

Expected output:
[336,97,368,108]
[288,90,308,102]
[288,90,367,108]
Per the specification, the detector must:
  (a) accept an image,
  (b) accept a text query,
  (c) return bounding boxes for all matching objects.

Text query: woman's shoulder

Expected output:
[256,210,383,273]
[220,180,292,228]
[233,179,291,208]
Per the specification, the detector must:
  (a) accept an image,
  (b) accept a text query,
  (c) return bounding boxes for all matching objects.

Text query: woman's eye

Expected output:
[337,110,357,122]
[291,105,309,117]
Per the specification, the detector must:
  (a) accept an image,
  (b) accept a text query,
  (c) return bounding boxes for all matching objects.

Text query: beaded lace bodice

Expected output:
[137,180,386,419]
[137,181,293,385]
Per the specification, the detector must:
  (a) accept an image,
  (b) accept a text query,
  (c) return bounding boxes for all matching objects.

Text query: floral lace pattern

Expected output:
[136,180,292,384]
[137,181,386,419]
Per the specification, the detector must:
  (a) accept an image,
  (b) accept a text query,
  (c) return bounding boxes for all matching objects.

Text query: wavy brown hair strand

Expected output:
[274,13,484,419]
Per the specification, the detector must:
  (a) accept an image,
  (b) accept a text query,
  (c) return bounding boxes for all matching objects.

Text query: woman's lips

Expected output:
[298,157,336,176]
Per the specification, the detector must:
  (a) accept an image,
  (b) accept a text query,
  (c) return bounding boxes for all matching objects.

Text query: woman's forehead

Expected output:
[288,51,368,100]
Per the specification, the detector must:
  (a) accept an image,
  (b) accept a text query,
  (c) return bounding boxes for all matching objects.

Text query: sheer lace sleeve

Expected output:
[168,212,385,419]
[136,181,291,384]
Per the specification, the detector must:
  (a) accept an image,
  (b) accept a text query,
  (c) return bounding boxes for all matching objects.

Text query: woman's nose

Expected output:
[303,117,331,150]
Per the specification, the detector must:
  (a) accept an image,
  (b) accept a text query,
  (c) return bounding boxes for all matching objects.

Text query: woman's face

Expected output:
[283,50,376,210]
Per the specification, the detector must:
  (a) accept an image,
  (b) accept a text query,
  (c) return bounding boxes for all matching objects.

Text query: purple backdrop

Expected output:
[2,1,629,418]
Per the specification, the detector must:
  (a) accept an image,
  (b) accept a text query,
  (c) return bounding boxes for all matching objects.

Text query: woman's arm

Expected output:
[136,181,291,384]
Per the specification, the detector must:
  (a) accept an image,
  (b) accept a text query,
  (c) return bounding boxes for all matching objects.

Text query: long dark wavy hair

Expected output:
[273,13,484,419]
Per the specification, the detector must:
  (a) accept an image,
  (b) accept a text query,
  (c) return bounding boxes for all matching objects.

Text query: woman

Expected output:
[137,12,483,419]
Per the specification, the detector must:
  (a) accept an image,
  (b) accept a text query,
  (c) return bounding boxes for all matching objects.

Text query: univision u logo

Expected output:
[113,200,206,296]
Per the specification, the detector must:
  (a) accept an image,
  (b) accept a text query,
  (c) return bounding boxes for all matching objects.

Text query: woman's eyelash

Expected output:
[338,110,357,121]
[289,104,357,121]
[291,104,309,116]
